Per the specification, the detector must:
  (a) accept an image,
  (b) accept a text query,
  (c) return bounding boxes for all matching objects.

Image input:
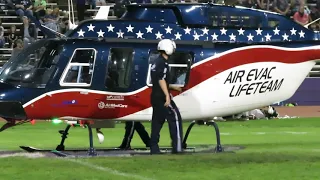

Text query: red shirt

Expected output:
[293,12,309,25]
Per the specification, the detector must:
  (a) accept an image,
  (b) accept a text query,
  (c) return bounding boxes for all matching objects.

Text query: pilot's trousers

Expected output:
[119,121,150,149]
[150,100,183,154]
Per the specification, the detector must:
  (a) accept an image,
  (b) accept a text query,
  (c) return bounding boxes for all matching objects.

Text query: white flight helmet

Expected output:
[157,39,176,55]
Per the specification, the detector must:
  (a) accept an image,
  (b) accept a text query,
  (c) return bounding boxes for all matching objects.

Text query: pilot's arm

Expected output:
[153,61,170,98]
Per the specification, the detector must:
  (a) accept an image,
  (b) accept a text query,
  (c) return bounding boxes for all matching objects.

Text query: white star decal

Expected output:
[290,28,297,35]
[247,33,254,41]
[255,28,263,35]
[229,33,236,41]
[211,33,218,41]
[282,33,289,41]
[237,28,245,35]
[116,30,124,38]
[265,33,272,41]
[87,24,95,31]
[174,32,182,40]
[136,30,144,39]
[155,31,163,39]
[299,30,305,38]
[184,27,191,34]
[273,27,280,35]
[77,29,85,37]
[107,24,115,32]
[193,33,200,40]
[165,26,173,34]
[97,29,105,37]
[145,25,153,33]
[220,28,227,35]
[202,27,209,35]
[126,24,134,32]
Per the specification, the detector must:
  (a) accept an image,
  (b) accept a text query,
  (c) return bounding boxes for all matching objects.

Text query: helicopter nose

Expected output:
[0,101,27,120]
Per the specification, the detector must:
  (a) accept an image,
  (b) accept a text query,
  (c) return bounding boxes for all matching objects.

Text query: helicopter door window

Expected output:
[146,51,193,87]
[60,48,97,87]
[105,48,134,91]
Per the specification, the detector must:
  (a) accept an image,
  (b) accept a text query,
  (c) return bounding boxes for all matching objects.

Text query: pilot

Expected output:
[149,39,183,155]
[118,121,150,149]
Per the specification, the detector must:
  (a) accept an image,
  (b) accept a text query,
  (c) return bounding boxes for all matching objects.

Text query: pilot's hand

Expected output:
[175,87,182,92]
[164,95,170,107]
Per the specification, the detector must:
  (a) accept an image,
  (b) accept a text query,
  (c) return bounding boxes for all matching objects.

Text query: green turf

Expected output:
[1,118,320,180]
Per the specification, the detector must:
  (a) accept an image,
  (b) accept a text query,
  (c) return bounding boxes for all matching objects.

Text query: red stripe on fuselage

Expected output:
[24,47,320,119]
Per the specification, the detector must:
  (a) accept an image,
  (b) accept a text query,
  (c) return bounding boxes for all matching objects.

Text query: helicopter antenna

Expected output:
[304,17,320,29]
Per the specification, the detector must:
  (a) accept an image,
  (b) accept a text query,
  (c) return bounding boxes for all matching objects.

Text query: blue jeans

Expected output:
[88,0,96,9]
[16,9,33,18]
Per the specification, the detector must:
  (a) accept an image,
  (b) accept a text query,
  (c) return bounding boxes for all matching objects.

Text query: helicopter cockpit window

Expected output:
[146,51,193,87]
[0,39,63,88]
[105,48,134,91]
[60,48,97,87]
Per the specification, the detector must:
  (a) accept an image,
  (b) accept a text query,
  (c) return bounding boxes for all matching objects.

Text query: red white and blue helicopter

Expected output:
[0,2,320,156]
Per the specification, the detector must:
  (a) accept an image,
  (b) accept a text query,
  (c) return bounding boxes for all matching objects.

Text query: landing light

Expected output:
[52,118,62,124]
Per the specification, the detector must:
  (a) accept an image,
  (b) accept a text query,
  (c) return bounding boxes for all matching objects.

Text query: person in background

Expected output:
[88,0,97,9]
[14,0,33,20]
[11,39,24,59]
[21,17,37,48]
[43,8,59,32]
[0,19,5,48]
[273,0,290,16]
[33,0,47,20]
[118,121,150,150]
[293,4,309,25]
[8,25,18,48]
[76,0,86,22]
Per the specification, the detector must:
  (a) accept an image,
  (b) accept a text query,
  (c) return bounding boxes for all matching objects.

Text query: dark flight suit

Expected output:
[149,55,183,154]
[119,121,150,149]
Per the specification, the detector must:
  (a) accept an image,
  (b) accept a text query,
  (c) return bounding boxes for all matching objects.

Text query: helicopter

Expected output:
[0,2,320,156]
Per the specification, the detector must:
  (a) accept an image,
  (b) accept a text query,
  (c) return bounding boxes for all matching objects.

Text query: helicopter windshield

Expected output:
[0,39,64,88]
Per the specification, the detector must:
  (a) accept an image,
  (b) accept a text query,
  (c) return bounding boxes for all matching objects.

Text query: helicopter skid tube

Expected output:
[19,120,223,157]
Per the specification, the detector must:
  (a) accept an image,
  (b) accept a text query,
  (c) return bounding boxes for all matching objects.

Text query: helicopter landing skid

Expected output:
[19,120,223,157]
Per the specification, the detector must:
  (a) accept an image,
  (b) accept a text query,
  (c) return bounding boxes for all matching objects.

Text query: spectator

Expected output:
[59,13,69,34]
[290,0,305,15]
[273,0,290,16]
[96,0,107,6]
[43,8,59,32]
[293,4,309,25]
[8,25,18,48]
[21,17,37,48]
[11,39,23,59]
[0,19,4,48]
[241,0,256,8]
[33,0,47,20]
[88,0,97,9]
[14,0,33,20]
[76,0,86,22]
[256,0,269,10]
[309,6,320,30]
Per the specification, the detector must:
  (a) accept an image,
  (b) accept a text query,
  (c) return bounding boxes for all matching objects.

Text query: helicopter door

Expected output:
[60,48,97,87]
[146,51,193,87]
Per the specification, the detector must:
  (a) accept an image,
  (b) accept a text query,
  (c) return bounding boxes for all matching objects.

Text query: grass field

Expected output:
[1,118,320,180]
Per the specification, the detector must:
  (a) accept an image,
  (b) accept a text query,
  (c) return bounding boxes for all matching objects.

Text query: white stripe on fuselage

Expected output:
[22,45,320,108]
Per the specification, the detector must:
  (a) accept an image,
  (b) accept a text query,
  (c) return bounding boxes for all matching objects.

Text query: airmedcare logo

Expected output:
[98,101,128,109]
